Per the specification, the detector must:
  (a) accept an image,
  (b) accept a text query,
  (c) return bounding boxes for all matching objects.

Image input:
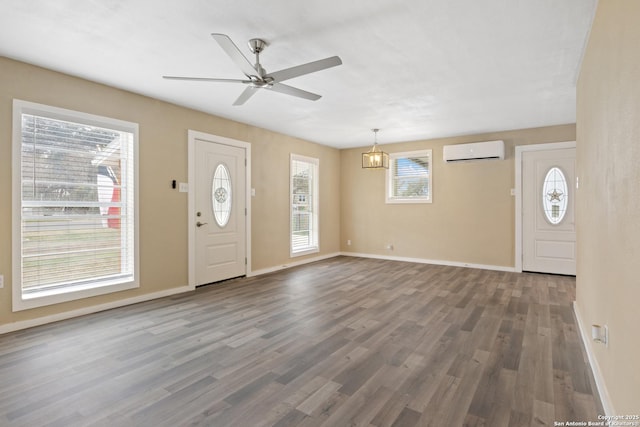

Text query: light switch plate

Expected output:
[0,274,4,289]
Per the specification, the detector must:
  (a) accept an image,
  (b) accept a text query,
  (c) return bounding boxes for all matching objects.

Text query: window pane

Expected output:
[212,163,232,227]
[291,155,319,254]
[542,167,568,224]
[20,113,135,294]
[387,151,432,203]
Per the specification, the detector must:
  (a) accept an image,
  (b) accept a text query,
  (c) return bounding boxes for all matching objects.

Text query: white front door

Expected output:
[522,148,576,275]
[194,138,246,285]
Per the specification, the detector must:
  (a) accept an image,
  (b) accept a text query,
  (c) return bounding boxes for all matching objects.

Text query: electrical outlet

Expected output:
[179,182,189,193]
[0,274,4,289]
[347,240,351,246]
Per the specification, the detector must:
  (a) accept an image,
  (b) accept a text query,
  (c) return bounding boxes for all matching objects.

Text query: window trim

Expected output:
[386,149,433,204]
[290,153,319,257]
[12,99,140,311]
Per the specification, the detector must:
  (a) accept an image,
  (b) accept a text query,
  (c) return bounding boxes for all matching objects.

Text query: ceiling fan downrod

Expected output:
[247,38,271,86]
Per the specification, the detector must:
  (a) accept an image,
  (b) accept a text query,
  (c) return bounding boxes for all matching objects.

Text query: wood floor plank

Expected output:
[296,380,342,415]
[391,406,421,427]
[485,368,518,426]
[0,257,602,426]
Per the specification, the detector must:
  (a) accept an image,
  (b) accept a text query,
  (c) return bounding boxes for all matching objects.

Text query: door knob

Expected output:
[196,221,208,227]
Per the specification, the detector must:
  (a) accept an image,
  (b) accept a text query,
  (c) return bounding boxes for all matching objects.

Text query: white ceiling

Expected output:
[0,0,597,149]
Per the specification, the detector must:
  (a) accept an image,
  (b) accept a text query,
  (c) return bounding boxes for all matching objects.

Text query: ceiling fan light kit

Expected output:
[163,33,342,106]
[362,129,389,169]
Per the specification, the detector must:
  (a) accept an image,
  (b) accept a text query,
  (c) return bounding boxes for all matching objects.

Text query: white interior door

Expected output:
[194,138,246,285]
[522,148,576,275]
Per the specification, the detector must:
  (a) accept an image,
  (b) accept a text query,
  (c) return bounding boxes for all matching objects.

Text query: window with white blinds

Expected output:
[290,154,319,256]
[386,150,433,203]
[12,100,139,310]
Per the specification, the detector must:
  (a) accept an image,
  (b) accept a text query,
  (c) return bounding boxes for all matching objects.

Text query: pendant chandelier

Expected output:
[362,128,389,169]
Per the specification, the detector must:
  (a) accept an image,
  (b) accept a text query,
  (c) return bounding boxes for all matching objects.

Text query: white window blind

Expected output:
[290,154,319,255]
[386,150,433,203]
[14,101,138,308]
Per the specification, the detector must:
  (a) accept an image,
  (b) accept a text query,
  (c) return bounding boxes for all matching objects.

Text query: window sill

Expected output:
[290,247,320,258]
[385,198,432,204]
[13,277,139,312]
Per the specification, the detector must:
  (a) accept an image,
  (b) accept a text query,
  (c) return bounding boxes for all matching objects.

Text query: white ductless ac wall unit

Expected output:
[443,140,505,162]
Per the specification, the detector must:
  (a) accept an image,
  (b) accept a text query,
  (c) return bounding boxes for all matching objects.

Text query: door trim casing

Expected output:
[514,141,576,273]
[187,130,252,289]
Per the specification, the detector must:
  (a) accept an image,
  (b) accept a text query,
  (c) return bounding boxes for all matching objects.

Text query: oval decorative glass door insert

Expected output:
[212,163,232,227]
[542,167,568,224]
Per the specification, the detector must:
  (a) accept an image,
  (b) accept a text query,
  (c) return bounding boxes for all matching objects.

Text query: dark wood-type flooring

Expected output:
[0,257,603,426]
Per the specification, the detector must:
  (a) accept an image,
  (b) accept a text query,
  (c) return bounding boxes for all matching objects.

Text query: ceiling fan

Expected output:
[163,33,342,106]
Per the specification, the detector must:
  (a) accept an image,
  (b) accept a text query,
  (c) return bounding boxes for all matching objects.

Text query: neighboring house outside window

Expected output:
[290,154,319,256]
[12,100,139,311]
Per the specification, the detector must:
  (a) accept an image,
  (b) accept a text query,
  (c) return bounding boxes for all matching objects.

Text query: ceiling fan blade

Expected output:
[268,83,321,101]
[211,33,258,77]
[267,56,342,83]
[163,76,250,83]
[233,86,259,106]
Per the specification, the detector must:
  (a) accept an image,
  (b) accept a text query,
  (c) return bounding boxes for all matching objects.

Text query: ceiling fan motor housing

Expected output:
[248,38,267,54]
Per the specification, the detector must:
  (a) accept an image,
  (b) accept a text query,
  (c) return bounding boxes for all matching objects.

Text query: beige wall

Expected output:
[576,0,640,414]
[340,125,575,267]
[0,57,340,327]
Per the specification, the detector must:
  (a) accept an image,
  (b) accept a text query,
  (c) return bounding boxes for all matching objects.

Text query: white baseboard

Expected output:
[249,252,342,277]
[0,253,513,334]
[0,286,193,335]
[573,301,615,416]
[340,251,516,272]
